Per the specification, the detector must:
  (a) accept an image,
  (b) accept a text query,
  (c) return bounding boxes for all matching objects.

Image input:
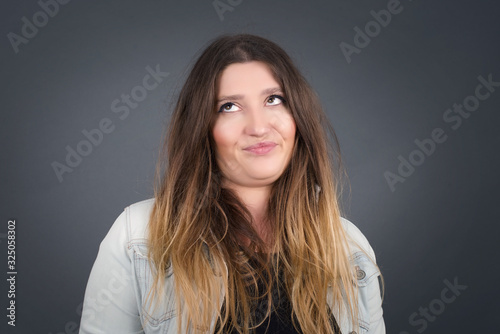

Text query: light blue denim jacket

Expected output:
[79,198,385,333]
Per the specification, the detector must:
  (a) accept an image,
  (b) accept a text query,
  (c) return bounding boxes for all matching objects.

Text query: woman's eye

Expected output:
[218,95,285,113]
[266,95,285,106]
[218,103,240,113]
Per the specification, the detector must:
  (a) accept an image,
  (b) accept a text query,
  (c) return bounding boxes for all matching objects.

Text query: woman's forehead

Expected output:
[217,62,282,96]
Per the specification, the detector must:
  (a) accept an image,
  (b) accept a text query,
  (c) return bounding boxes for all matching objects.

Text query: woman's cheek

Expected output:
[213,120,240,150]
[273,112,296,138]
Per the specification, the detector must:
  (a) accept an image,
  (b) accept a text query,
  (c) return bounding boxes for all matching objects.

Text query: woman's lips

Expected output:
[243,142,277,155]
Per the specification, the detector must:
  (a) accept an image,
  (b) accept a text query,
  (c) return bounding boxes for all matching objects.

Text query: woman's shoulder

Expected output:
[99,198,155,250]
[339,216,377,262]
[123,197,155,241]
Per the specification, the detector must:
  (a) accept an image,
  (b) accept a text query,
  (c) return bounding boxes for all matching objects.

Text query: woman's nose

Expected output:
[244,104,270,136]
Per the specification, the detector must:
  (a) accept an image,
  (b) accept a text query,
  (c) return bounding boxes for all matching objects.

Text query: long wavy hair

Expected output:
[146,34,373,333]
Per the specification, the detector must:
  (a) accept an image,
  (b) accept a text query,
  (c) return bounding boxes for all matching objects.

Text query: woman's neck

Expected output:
[222,180,274,246]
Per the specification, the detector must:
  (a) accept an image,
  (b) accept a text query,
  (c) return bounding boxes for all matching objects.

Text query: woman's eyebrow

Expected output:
[217,87,283,102]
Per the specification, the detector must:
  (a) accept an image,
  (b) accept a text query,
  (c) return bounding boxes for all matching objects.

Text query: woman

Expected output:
[79,34,385,334]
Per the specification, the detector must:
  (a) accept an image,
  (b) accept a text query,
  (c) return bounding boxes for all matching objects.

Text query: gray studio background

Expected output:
[1,0,499,333]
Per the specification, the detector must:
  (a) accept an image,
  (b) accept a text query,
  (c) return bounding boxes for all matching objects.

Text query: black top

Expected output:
[214,258,341,334]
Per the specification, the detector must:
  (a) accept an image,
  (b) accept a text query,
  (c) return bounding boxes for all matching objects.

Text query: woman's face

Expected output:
[212,61,296,189]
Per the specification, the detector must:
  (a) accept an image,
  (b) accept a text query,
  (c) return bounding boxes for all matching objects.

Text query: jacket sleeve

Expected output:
[363,244,385,334]
[341,218,386,334]
[79,208,144,334]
